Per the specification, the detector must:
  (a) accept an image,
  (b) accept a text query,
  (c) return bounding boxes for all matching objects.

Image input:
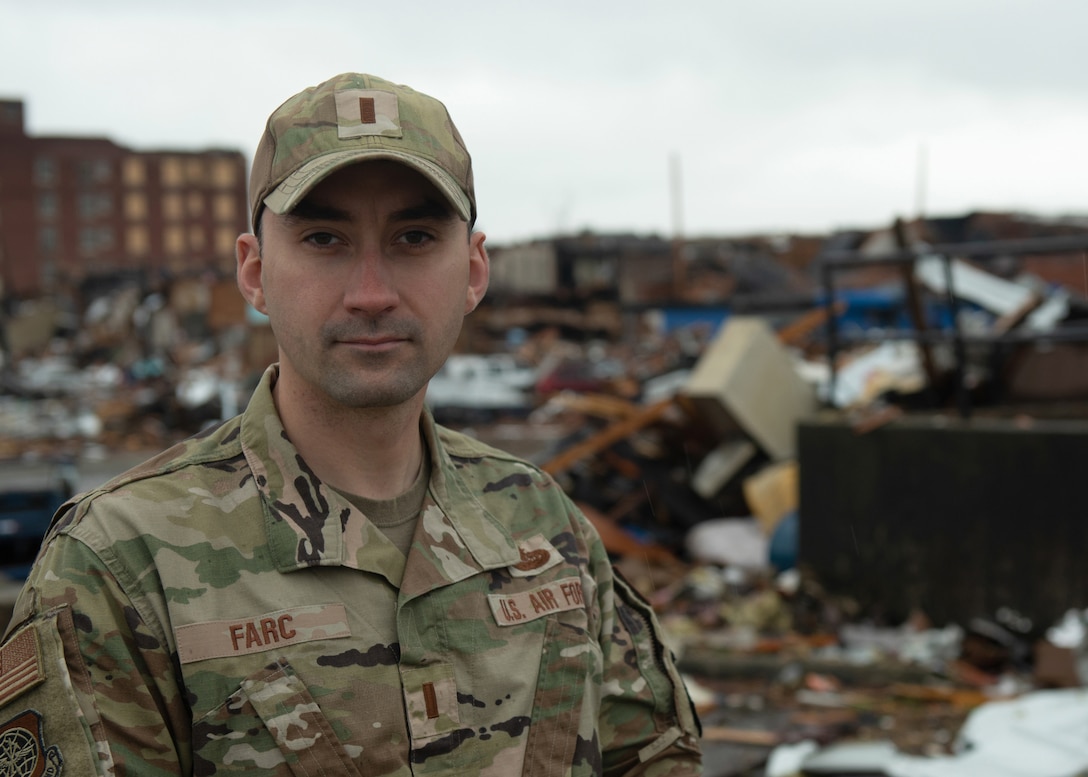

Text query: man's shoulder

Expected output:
[432,423,578,524]
[93,416,245,491]
[54,416,249,535]
[435,423,535,467]
[434,423,555,487]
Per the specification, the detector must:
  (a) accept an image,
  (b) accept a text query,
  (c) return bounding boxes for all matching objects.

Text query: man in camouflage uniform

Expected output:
[0,73,702,775]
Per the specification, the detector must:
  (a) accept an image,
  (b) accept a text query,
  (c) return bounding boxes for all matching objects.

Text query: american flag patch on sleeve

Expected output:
[0,626,44,707]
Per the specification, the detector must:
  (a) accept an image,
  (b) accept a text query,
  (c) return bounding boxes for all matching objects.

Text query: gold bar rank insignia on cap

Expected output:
[0,626,44,707]
[359,97,377,125]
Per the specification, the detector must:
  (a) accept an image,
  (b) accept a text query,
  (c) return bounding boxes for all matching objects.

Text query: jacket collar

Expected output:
[238,365,521,589]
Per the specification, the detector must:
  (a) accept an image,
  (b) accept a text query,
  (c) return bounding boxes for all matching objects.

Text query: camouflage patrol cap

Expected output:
[249,72,475,229]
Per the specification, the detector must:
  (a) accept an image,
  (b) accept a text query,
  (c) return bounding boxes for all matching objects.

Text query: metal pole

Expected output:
[939,254,971,419]
[821,261,840,409]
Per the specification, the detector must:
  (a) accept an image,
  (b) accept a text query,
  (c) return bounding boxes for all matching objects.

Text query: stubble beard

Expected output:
[318,356,428,409]
[314,319,434,409]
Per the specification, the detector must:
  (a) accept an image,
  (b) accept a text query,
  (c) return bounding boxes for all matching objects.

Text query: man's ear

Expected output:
[236,233,267,313]
[464,230,490,314]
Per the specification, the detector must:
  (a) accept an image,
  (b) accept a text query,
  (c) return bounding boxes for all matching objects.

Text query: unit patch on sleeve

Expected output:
[0,709,63,777]
[0,626,44,708]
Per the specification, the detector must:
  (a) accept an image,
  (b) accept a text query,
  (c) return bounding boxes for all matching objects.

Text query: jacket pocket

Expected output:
[193,659,361,776]
[522,616,603,777]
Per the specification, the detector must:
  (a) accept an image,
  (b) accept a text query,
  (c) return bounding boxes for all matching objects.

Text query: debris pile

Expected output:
[4,228,1088,775]
[0,275,267,459]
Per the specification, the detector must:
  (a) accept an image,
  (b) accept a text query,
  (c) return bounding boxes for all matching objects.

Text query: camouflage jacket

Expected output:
[0,365,701,776]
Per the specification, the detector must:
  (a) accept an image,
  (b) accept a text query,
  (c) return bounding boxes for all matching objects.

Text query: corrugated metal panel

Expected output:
[799,416,1088,627]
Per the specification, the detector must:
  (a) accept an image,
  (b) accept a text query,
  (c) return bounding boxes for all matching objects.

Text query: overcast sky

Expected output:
[2,0,1085,245]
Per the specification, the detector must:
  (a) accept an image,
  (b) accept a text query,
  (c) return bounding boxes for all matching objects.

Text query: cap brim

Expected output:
[263,149,472,222]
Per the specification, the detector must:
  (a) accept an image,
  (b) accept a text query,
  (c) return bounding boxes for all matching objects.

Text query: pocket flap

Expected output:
[241,660,360,776]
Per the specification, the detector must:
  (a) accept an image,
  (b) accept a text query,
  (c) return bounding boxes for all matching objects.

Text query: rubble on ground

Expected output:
[4,243,1088,775]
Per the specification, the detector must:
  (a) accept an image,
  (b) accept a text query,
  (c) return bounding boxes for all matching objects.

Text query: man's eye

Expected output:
[304,232,340,247]
[400,230,433,246]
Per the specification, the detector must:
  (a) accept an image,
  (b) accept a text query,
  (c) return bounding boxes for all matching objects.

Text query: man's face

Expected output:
[237,161,488,412]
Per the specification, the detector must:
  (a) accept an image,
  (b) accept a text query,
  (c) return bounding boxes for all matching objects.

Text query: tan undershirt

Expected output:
[333,453,432,561]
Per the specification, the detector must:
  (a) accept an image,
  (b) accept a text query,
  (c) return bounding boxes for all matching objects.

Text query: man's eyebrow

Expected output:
[283,199,353,224]
[390,199,457,223]
[283,198,457,225]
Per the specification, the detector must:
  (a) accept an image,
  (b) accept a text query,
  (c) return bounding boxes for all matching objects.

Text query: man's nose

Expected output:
[343,250,399,314]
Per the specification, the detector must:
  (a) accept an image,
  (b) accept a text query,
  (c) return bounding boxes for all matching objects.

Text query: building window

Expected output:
[33,157,57,187]
[161,157,184,188]
[37,192,58,221]
[122,157,146,187]
[189,225,207,251]
[215,226,238,255]
[187,192,205,217]
[213,193,236,221]
[186,158,206,184]
[38,226,59,256]
[77,160,112,186]
[212,158,238,188]
[126,226,150,257]
[164,226,185,256]
[78,226,114,257]
[124,192,148,221]
[163,193,184,221]
[78,192,113,220]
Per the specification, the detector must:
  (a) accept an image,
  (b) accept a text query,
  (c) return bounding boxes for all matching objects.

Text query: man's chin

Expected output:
[321,375,423,410]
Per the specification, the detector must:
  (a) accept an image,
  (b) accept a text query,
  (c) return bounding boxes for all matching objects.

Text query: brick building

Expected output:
[0,99,248,300]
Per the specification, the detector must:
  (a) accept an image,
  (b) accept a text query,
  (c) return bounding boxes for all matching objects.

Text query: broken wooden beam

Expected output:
[541,397,677,476]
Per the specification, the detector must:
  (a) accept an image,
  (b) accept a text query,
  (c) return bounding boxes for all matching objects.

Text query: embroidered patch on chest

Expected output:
[176,603,351,663]
[0,626,44,708]
[508,535,563,578]
[488,579,585,626]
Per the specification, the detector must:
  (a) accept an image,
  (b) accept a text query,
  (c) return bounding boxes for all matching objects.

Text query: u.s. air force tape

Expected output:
[488,579,585,626]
